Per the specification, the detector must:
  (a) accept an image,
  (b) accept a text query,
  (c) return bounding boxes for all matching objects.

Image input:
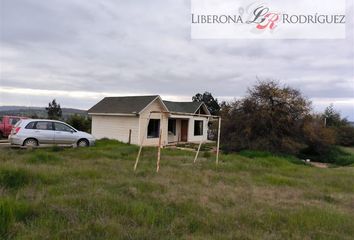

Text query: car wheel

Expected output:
[77,139,89,147]
[23,138,38,148]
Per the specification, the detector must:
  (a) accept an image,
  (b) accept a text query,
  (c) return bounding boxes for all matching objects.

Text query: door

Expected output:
[54,122,76,144]
[181,120,188,142]
[32,121,55,144]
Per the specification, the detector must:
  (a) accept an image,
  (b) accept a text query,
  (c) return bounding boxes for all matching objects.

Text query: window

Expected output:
[25,122,36,129]
[9,118,20,125]
[147,119,160,138]
[54,122,74,132]
[35,121,54,130]
[194,120,203,136]
[168,119,176,135]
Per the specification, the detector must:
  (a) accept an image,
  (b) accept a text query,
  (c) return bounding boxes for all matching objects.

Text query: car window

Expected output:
[35,121,54,130]
[9,118,20,125]
[25,121,36,129]
[54,123,74,132]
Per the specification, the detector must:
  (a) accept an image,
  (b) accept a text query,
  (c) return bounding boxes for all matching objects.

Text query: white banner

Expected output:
[191,0,346,39]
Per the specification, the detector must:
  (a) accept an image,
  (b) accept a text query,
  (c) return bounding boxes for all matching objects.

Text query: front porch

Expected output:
[167,118,189,144]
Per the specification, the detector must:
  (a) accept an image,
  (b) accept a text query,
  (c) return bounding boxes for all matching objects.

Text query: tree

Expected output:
[66,114,91,132]
[46,99,62,120]
[322,104,354,146]
[220,80,335,155]
[322,104,348,127]
[192,92,220,115]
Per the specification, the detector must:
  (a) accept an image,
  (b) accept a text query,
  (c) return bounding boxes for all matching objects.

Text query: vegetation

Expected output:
[66,114,92,132]
[0,140,354,239]
[322,104,354,146]
[46,99,62,120]
[219,80,353,164]
[192,92,220,115]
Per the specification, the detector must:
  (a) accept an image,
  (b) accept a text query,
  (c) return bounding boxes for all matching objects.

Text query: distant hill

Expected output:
[0,106,87,120]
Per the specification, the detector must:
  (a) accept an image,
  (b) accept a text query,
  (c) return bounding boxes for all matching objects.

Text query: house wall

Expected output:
[91,115,140,144]
[168,114,209,143]
[187,116,209,143]
[138,99,169,146]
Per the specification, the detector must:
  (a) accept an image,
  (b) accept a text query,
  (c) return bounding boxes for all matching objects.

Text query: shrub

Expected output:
[66,114,91,132]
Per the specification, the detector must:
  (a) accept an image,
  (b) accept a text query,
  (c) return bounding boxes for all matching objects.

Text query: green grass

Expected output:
[0,139,353,239]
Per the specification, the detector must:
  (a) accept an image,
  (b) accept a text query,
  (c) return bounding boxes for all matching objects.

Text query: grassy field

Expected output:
[1,140,354,239]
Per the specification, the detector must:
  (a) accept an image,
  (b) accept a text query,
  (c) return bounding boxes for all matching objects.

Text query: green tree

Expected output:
[192,92,220,115]
[46,99,62,120]
[66,114,91,133]
[322,104,354,146]
[322,104,348,127]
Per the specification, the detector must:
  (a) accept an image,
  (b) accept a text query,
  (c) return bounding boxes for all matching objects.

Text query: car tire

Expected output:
[77,139,89,147]
[23,138,38,148]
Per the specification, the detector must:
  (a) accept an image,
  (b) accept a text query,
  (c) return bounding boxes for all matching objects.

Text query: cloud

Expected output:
[0,0,353,119]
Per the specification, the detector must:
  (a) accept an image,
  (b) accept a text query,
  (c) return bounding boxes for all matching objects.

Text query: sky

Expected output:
[0,0,353,119]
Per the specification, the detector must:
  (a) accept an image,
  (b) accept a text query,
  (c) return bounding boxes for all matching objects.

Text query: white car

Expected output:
[9,119,95,147]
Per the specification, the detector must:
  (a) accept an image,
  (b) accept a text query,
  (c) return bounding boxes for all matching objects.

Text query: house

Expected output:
[87,95,211,146]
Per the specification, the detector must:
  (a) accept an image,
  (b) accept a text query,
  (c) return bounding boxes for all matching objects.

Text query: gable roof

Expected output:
[88,95,211,116]
[88,95,159,114]
[163,101,205,114]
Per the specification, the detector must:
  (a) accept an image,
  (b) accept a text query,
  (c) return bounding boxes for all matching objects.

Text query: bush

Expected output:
[299,146,354,166]
[66,114,91,132]
[336,125,354,146]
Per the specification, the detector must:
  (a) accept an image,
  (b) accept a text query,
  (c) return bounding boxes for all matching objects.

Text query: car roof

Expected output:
[20,119,65,123]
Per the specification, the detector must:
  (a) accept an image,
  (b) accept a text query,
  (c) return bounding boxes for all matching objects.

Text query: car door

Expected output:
[54,122,76,144]
[33,121,55,144]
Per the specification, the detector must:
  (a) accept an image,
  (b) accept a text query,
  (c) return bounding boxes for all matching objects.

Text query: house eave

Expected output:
[88,112,139,117]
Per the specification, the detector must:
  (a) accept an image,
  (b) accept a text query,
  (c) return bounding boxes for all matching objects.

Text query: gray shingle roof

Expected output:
[88,95,159,114]
[88,95,209,115]
[163,101,202,114]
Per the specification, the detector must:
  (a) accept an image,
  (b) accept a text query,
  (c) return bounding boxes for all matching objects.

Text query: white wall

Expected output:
[138,99,169,146]
[91,115,139,144]
[187,116,208,143]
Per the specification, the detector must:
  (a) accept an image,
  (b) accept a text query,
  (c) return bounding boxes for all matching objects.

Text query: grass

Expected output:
[0,140,353,239]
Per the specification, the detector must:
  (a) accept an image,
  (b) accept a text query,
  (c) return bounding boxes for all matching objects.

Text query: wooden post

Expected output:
[216,117,221,165]
[156,128,162,172]
[156,112,163,172]
[128,129,132,144]
[134,112,151,171]
[194,141,203,163]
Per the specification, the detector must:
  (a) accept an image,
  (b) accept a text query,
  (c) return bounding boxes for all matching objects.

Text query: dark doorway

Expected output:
[181,120,188,142]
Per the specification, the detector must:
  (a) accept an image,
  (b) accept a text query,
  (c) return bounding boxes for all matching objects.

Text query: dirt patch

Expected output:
[308,162,329,168]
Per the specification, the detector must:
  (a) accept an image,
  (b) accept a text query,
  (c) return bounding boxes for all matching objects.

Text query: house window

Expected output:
[147,119,160,138]
[194,120,203,136]
[168,119,176,135]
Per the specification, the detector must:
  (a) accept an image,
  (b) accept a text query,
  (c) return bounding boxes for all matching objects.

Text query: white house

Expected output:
[88,95,211,146]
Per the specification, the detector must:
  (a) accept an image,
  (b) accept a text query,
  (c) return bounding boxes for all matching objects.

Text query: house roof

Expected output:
[88,95,211,115]
[88,95,159,114]
[163,101,203,114]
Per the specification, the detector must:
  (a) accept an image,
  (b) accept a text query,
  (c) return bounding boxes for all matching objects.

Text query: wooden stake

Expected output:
[156,128,162,172]
[194,141,203,163]
[216,117,221,165]
[128,129,132,144]
[156,112,164,172]
[134,112,151,171]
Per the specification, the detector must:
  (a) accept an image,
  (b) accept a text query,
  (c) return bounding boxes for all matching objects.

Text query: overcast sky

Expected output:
[0,0,353,119]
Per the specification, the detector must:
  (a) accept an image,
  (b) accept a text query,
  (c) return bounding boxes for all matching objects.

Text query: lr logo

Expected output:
[246,5,280,30]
